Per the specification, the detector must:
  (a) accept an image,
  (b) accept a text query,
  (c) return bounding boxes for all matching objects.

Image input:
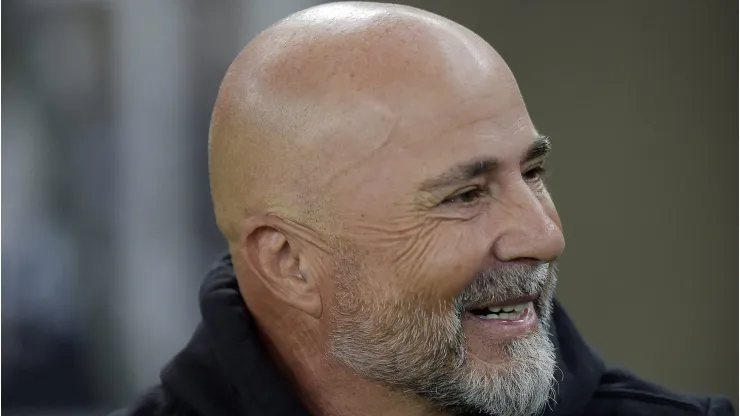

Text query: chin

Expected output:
[451,324,557,416]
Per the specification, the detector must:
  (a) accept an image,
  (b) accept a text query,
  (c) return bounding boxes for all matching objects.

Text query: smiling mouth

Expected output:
[466,294,540,321]
[469,301,531,320]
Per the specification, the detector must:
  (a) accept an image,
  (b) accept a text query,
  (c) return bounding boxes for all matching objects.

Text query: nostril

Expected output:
[511,257,543,266]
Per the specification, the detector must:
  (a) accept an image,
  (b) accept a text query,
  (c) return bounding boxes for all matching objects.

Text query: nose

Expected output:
[490,182,565,264]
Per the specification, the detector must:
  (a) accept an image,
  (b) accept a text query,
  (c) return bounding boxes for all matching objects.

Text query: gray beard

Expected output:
[327,262,559,416]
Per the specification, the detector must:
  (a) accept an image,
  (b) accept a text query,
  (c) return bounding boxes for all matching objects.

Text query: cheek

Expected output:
[418,221,493,297]
[355,218,491,300]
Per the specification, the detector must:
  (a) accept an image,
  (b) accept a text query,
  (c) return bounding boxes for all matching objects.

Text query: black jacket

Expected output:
[113,254,735,416]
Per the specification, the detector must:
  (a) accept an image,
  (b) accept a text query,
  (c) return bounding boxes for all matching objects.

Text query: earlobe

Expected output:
[239,216,323,319]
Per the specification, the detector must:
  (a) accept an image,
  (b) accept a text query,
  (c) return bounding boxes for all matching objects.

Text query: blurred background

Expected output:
[2,0,736,414]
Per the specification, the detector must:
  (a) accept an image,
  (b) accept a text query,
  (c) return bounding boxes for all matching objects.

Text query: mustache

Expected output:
[453,263,554,313]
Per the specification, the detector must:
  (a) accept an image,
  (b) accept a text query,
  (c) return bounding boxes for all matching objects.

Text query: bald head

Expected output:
[209,4,563,415]
[208,1,514,243]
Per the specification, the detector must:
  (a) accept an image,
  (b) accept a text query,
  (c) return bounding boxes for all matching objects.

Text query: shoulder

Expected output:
[109,385,198,416]
[585,368,736,416]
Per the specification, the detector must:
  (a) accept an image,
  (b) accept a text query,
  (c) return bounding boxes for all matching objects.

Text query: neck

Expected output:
[253,313,452,416]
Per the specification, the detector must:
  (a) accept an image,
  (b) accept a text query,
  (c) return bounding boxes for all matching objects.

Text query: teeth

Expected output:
[474,302,533,320]
[487,301,530,314]
[478,310,524,320]
[472,302,533,320]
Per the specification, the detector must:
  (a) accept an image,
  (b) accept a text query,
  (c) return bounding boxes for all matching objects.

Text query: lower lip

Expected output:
[463,303,539,339]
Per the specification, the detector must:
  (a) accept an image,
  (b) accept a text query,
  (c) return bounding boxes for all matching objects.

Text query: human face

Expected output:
[322,57,565,415]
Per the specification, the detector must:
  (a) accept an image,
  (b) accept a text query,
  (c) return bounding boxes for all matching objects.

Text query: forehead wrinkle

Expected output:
[511,114,536,137]
[328,97,528,214]
[322,116,400,194]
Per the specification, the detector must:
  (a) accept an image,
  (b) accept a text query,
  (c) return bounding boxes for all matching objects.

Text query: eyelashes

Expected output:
[441,186,487,205]
[440,166,549,207]
[523,165,548,183]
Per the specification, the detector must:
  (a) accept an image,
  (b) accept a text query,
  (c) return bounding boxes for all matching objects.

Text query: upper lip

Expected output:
[466,293,540,311]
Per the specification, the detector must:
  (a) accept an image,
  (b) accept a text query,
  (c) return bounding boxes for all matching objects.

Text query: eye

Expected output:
[523,165,548,182]
[441,186,486,205]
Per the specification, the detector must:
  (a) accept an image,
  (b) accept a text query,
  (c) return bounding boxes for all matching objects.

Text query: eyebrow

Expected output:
[417,135,552,194]
[418,158,499,194]
[524,135,551,163]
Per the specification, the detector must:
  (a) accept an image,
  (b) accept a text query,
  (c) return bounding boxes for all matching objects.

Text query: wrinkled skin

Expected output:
[208,2,565,416]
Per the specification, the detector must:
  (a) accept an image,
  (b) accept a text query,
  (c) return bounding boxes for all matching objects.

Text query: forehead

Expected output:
[343,72,533,170]
[260,11,537,219]
[319,80,537,215]
[397,83,531,154]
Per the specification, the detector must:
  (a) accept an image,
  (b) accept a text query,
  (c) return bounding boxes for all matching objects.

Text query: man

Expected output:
[116,3,735,416]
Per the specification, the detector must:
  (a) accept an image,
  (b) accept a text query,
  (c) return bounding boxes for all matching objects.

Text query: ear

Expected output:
[239,216,322,318]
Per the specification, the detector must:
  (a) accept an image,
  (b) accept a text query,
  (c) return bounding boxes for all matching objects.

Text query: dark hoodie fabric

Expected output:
[113,254,735,416]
